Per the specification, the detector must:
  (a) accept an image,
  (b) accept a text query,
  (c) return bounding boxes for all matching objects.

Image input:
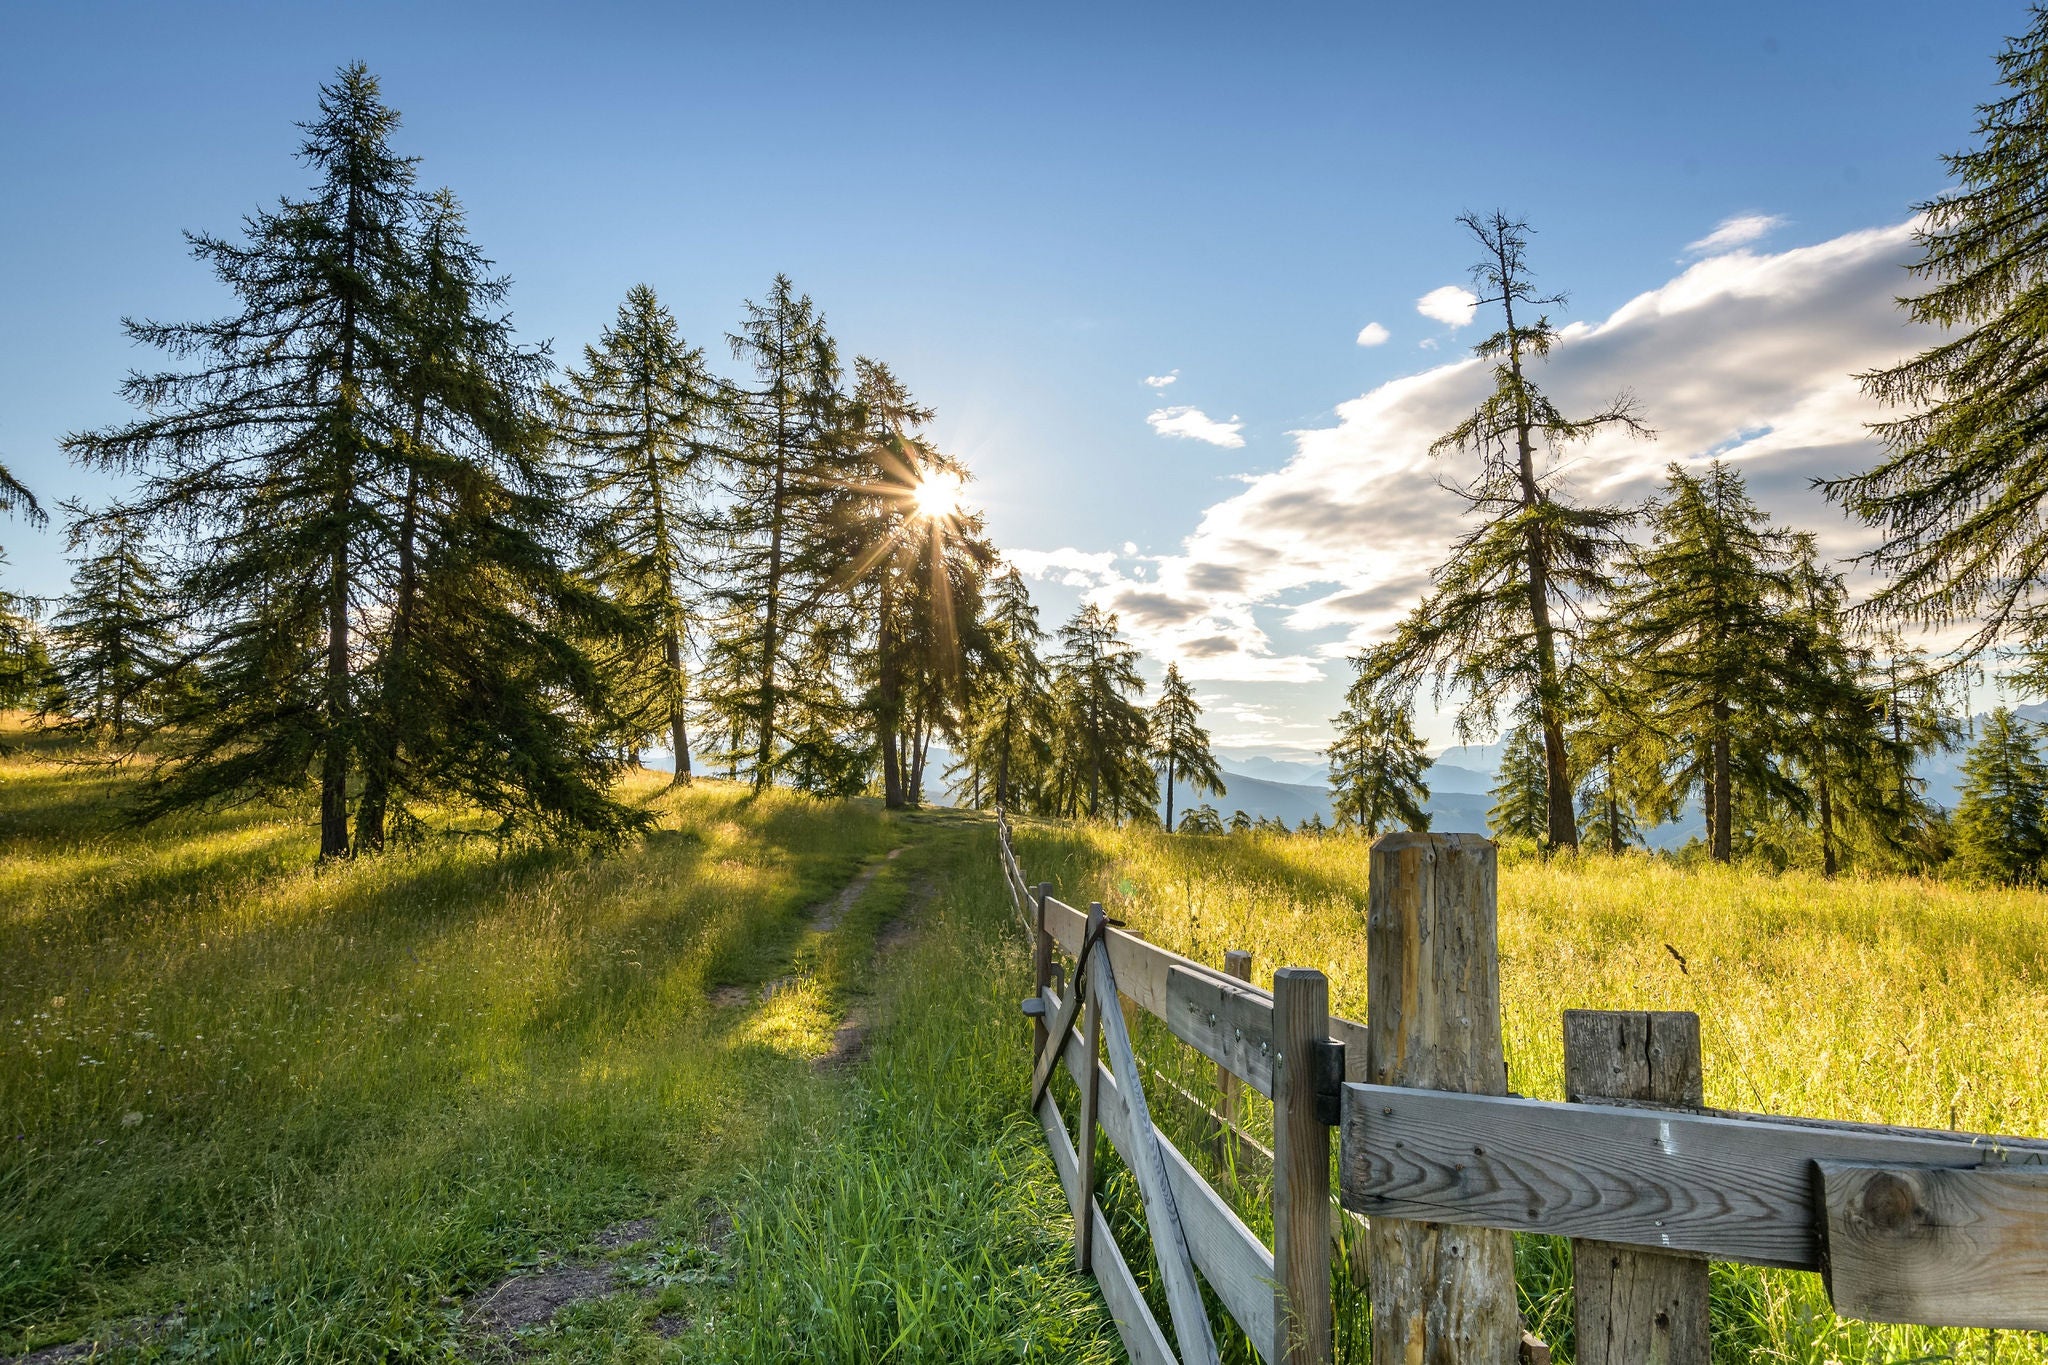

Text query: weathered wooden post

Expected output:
[1273,966,1335,1365]
[1365,832,1519,1365]
[1031,882,1053,1058]
[1564,1010,1711,1365]
[1075,904,1107,1272]
[1215,949,1252,1168]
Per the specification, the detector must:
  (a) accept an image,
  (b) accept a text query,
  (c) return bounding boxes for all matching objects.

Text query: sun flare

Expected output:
[912,471,964,521]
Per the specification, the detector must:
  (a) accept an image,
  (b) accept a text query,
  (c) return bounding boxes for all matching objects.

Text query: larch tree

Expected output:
[1488,720,1550,845]
[1825,10,2048,671]
[1953,705,2048,884]
[45,505,182,749]
[554,284,725,781]
[1327,681,1431,835]
[1051,604,1150,821]
[0,456,46,706]
[1605,462,1803,862]
[348,187,639,852]
[1178,804,1224,835]
[1149,662,1225,833]
[1356,211,1650,852]
[706,275,853,791]
[840,358,993,807]
[65,63,423,857]
[955,565,1053,812]
[67,66,637,855]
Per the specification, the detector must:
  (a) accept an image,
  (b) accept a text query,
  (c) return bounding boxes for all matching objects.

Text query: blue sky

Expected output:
[0,1,2027,757]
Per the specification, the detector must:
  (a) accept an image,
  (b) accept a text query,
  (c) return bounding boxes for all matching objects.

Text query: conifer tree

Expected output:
[0,456,45,706]
[1327,683,1432,835]
[44,506,182,748]
[554,284,725,781]
[1149,662,1225,833]
[1356,212,1650,851]
[1488,720,1550,845]
[706,276,853,790]
[1178,804,1224,835]
[1050,604,1150,821]
[1228,809,1253,834]
[1826,10,2048,669]
[67,66,636,854]
[956,566,1053,811]
[1953,706,2048,884]
[351,188,636,852]
[65,64,422,856]
[841,359,994,806]
[1605,462,1803,862]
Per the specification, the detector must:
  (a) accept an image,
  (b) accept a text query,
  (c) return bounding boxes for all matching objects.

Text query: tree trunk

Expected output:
[1605,757,1621,855]
[1817,761,1837,877]
[1165,750,1177,833]
[879,573,904,808]
[355,461,421,855]
[1711,704,1733,863]
[755,362,790,791]
[321,532,352,860]
[667,626,691,781]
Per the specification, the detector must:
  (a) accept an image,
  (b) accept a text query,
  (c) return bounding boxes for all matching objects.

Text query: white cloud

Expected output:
[1050,220,1933,695]
[1144,370,1179,388]
[1416,285,1479,327]
[1356,321,1390,347]
[1686,213,1787,255]
[1417,338,1439,351]
[1147,405,1247,449]
[1007,546,1120,589]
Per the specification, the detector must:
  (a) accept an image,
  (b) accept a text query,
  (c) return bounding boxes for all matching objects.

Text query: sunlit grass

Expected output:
[1012,820,2048,1364]
[0,722,896,1359]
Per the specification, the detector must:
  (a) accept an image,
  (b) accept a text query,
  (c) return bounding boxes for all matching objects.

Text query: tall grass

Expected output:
[1013,820,2048,1364]
[0,724,895,1359]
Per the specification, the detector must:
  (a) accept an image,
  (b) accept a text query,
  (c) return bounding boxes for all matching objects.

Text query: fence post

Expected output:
[1031,882,1053,1058]
[1215,949,1252,1169]
[1273,967,1334,1365]
[1564,1010,1711,1365]
[1365,832,1519,1365]
[1075,904,1107,1272]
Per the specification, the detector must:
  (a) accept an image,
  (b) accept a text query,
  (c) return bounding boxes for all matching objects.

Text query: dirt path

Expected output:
[461,846,926,1352]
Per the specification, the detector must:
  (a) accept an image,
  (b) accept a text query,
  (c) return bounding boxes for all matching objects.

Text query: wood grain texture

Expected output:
[1048,983,1279,1357]
[1340,1085,2048,1270]
[1565,1011,1711,1365]
[1031,883,1054,1060]
[1272,968,1334,1365]
[1090,948,1224,1365]
[1364,832,1520,1365]
[1819,1161,2048,1330]
[1217,950,1254,1166]
[1075,907,1106,1272]
[1034,1086,1178,1365]
[1042,894,1373,1077]
[1167,965,1277,1098]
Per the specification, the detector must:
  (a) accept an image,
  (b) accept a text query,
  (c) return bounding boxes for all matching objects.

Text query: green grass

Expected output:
[0,725,1110,1362]
[10,721,2048,1364]
[1011,818,2048,1364]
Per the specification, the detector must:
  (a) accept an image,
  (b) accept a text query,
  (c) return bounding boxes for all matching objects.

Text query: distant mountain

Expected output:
[1214,750,1326,787]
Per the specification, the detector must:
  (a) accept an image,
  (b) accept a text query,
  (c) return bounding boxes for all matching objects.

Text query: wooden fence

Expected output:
[1000,819,2048,1365]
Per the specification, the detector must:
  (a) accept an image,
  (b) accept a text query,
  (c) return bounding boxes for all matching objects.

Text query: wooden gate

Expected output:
[1003,819,2048,1365]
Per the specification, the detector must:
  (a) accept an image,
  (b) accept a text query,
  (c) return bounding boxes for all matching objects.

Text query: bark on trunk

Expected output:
[1711,704,1733,863]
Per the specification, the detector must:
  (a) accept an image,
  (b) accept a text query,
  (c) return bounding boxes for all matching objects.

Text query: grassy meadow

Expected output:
[0,723,1114,1362]
[6,716,2047,1365]
[1012,818,2048,1365]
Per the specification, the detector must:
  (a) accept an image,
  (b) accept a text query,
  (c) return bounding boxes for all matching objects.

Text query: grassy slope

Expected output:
[0,728,1110,1362]
[1013,819,2048,1364]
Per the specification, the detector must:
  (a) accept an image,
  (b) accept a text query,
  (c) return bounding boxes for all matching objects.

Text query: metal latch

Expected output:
[1310,1037,1345,1126]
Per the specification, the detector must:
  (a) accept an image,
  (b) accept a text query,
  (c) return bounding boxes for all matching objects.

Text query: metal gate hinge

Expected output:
[1310,1037,1345,1126]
